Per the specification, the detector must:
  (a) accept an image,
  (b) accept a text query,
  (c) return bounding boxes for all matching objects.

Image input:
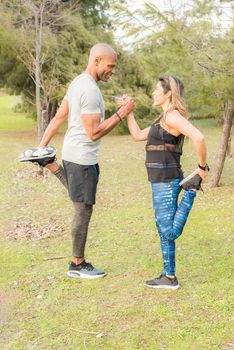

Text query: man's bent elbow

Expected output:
[89,134,100,142]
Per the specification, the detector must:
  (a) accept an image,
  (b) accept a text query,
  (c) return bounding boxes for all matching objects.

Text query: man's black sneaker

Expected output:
[145,273,180,290]
[18,146,56,167]
[179,173,203,191]
[67,261,107,279]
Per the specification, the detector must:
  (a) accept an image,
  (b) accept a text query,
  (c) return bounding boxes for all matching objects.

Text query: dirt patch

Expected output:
[7,217,65,241]
[16,167,49,180]
[0,130,36,139]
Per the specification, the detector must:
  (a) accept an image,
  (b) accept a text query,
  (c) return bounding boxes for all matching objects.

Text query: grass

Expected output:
[0,95,234,349]
[0,92,36,131]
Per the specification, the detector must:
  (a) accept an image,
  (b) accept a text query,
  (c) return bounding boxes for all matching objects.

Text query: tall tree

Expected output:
[0,0,82,137]
[0,0,153,137]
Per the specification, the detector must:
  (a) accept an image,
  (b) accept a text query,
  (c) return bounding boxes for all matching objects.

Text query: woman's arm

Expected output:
[165,110,208,180]
[117,97,149,141]
[127,112,150,141]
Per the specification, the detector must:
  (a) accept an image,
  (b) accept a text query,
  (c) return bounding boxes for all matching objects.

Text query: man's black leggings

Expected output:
[71,201,93,258]
[53,164,94,258]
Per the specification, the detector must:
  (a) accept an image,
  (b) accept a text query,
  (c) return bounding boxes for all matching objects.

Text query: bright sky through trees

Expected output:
[113,0,233,46]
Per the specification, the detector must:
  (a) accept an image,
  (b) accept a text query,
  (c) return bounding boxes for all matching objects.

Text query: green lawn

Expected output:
[0,92,36,131]
[0,95,233,349]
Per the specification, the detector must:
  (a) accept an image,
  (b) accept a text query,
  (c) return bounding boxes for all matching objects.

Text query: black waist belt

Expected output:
[146,144,176,152]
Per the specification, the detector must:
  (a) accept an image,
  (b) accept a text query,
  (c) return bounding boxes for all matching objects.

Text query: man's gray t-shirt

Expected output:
[62,73,104,165]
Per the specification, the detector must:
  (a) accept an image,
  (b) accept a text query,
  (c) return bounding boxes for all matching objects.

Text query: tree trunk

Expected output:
[44,98,58,127]
[51,99,58,119]
[208,99,234,188]
[226,134,232,158]
[35,11,43,139]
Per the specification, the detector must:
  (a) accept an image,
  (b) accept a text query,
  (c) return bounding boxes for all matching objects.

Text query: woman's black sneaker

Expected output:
[179,173,203,191]
[145,273,180,290]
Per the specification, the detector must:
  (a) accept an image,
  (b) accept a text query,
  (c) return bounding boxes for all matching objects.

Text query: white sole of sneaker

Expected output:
[18,151,56,162]
[179,170,199,186]
[67,271,107,279]
[144,283,180,290]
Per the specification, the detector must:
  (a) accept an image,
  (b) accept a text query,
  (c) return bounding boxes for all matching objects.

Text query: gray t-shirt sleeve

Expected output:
[64,84,72,101]
[80,87,101,115]
[64,91,70,101]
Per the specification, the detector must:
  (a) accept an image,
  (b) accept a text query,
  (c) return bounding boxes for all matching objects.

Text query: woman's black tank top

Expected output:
[146,116,184,182]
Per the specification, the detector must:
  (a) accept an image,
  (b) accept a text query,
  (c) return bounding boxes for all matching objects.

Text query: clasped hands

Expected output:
[116,95,135,120]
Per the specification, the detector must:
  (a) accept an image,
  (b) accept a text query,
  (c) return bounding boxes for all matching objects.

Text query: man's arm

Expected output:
[38,99,69,147]
[81,98,134,141]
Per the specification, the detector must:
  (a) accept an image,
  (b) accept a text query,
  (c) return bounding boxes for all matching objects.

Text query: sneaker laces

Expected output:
[82,261,94,271]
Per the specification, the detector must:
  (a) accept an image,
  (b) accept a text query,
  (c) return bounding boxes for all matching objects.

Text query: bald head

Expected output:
[86,43,117,82]
[89,43,116,63]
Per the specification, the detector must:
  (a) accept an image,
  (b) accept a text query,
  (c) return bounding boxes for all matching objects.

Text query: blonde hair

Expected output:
[159,76,189,119]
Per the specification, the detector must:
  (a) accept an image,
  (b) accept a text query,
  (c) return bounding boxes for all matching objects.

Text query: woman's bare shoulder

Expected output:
[165,110,185,127]
[166,109,183,119]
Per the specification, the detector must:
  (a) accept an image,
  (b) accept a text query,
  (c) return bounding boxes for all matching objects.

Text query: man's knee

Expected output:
[72,202,93,228]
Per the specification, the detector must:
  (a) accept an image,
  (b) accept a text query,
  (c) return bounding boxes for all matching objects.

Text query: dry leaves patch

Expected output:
[16,167,49,179]
[7,217,65,240]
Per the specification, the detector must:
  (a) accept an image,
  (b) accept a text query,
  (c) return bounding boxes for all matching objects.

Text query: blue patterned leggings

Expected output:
[151,178,196,276]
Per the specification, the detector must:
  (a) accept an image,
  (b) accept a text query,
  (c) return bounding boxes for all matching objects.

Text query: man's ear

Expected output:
[95,56,102,66]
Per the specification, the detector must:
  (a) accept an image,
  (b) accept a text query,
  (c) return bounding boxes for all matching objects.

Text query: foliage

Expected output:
[0,0,233,132]
[113,0,234,120]
[0,0,153,131]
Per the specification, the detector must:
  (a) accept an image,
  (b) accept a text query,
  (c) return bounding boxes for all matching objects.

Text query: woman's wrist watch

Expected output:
[198,163,210,171]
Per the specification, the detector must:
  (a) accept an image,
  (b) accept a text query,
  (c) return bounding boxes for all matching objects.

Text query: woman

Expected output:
[119,76,209,289]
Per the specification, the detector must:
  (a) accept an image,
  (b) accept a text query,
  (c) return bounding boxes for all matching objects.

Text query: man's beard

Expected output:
[97,72,109,82]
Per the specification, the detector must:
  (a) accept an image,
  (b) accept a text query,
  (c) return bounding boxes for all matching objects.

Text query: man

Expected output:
[21,43,135,279]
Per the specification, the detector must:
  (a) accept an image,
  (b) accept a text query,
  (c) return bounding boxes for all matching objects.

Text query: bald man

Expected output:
[27,43,135,279]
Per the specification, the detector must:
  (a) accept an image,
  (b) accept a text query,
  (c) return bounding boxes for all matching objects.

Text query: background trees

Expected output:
[0,0,152,137]
[0,0,109,137]
[0,0,233,185]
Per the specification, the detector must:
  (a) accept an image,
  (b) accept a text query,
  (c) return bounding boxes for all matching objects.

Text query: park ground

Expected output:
[0,93,233,349]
